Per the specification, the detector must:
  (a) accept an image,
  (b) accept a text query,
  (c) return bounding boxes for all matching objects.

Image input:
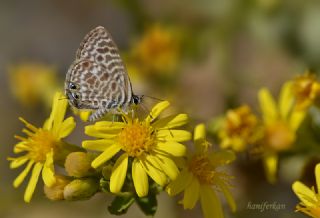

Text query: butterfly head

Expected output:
[65,82,82,108]
[132,94,144,105]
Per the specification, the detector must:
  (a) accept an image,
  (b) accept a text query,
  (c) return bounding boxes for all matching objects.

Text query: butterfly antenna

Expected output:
[58,97,68,100]
[143,95,164,102]
[139,103,154,120]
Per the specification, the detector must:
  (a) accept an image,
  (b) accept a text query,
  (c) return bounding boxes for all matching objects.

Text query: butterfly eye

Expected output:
[69,83,78,90]
[72,93,80,100]
[132,95,140,105]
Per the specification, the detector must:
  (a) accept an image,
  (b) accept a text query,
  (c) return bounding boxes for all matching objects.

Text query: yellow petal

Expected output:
[258,88,278,124]
[93,121,125,134]
[85,125,119,138]
[156,154,179,180]
[78,110,91,121]
[43,118,51,131]
[263,153,278,184]
[292,181,317,207]
[94,121,125,128]
[47,92,68,132]
[200,185,224,218]
[183,175,199,209]
[132,159,148,197]
[9,156,29,168]
[141,155,167,186]
[193,123,208,153]
[13,160,34,188]
[152,114,189,129]
[42,151,56,187]
[215,177,236,212]
[146,101,170,123]
[91,144,121,168]
[24,162,43,203]
[194,123,206,148]
[279,81,294,120]
[155,141,186,157]
[157,130,191,142]
[57,116,76,139]
[53,92,68,127]
[289,110,306,131]
[316,163,320,195]
[82,139,115,151]
[18,117,38,133]
[166,168,193,196]
[13,142,28,153]
[110,154,128,194]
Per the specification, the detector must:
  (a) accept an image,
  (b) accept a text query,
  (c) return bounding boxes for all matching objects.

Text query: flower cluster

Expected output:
[215,72,320,184]
[128,24,181,77]
[292,163,320,218]
[8,71,320,218]
[8,92,77,202]
[8,91,235,218]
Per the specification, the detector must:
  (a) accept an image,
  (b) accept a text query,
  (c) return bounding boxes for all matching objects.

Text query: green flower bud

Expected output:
[65,152,95,177]
[63,178,99,201]
[54,141,83,166]
[44,175,71,201]
[102,164,113,180]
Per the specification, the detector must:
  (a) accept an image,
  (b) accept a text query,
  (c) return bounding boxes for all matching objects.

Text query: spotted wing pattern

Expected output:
[65,26,133,121]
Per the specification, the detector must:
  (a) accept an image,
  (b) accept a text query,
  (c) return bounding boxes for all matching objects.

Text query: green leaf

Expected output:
[108,195,135,215]
[135,192,157,216]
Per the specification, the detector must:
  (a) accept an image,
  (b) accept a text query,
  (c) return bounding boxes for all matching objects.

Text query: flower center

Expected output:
[118,121,156,157]
[293,76,315,100]
[188,155,216,185]
[28,129,57,162]
[310,207,320,217]
[225,105,257,138]
[264,121,295,151]
[292,74,320,109]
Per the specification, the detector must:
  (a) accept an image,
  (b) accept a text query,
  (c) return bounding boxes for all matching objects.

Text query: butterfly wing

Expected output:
[66,26,133,111]
[66,59,127,109]
[76,26,132,100]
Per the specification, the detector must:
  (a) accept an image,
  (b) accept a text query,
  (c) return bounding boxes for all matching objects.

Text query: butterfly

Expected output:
[65,26,143,121]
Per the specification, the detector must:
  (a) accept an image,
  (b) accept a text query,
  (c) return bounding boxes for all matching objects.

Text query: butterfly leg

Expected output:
[89,108,110,122]
[111,113,120,124]
[89,100,121,122]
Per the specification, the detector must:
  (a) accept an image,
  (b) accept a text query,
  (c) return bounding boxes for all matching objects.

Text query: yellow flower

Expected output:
[292,72,320,110]
[8,92,76,202]
[83,101,190,197]
[130,24,180,75]
[166,124,236,218]
[8,63,59,107]
[258,82,306,183]
[218,105,260,152]
[292,163,320,218]
[71,108,92,122]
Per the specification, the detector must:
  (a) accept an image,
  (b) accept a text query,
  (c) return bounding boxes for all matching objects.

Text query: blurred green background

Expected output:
[1,0,319,217]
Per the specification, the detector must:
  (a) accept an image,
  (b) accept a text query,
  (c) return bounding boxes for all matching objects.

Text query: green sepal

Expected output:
[135,192,157,216]
[108,194,135,215]
[100,178,110,193]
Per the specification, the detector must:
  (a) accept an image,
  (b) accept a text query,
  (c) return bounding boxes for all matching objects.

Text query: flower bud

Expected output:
[65,152,95,177]
[44,175,71,201]
[63,178,99,201]
[102,165,113,180]
[54,141,83,166]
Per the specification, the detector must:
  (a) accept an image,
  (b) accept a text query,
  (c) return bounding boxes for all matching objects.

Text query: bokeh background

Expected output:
[1,0,320,217]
